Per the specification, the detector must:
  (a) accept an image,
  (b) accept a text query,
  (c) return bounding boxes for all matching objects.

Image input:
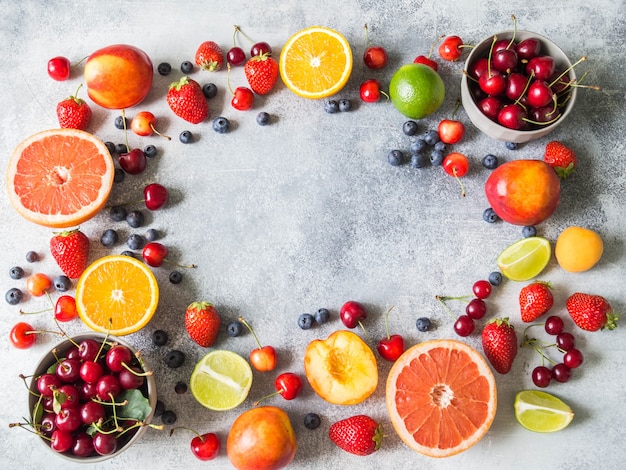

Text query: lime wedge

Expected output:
[497,237,551,281]
[514,390,574,433]
[190,350,253,411]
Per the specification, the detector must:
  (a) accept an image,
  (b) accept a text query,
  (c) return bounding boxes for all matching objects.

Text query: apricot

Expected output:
[555,226,604,272]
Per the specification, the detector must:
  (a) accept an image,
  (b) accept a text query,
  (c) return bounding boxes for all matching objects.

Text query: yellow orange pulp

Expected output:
[386,339,497,457]
[6,128,115,228]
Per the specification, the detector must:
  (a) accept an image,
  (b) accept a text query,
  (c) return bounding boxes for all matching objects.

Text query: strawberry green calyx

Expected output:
[603,312,619,331]
[169,75,192,92]
[372,423,384,451]
[249,51,271,63]
[52,227,81,237]
[554,162,575,180]
[188,301,213,311]
[488,317,513,328]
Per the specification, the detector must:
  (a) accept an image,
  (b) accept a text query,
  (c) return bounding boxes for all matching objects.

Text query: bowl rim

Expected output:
[28,332,157,463]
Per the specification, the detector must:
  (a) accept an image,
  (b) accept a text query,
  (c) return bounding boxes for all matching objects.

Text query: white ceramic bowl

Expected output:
[28,332,157,463]
[461,30,577,143]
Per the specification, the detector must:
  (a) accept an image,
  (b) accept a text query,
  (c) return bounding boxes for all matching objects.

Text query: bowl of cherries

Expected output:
[27,332,157,462]
[461,30,578,143]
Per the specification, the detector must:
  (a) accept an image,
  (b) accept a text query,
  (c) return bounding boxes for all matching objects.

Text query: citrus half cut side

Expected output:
[6,128,115,228]
[386,339,497,458]
[75,255,159,336]
[497,236,552,281]
[279,26,353,99]
[190,350,253,411]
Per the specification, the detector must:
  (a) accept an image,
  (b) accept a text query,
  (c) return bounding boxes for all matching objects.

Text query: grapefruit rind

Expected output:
[6,128,115,228]
[386,339,497,458]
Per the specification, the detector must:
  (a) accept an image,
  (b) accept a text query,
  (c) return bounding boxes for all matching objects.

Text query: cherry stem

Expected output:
[451,99,461,119]
[487,35,497,77]
[150,123,171,140]
[253,389,282,406]
[429,35,446,58]
[232,25,240,47]
[453,167,466,198]
[170,426,204,439]
[358,320,371,342]
[121,361,154,377]
[72,82,84,99]
[513,71,534,108]
[233,25,255,45]
[227,64,235,95]
[549,56,587,88]
[506,15,517,49]
[162,257,197,269]
[364,23,371,47]
[71,56,89,69]
[238,316,263,349]
[380,89,390,101]
[383,306,395,340]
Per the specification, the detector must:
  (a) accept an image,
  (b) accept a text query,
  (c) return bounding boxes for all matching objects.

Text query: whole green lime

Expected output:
[389,63,445,119]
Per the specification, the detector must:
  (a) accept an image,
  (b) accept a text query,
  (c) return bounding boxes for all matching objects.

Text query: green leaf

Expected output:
[118,389,151,421]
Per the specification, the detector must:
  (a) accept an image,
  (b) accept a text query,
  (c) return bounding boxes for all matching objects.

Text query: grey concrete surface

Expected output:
[1,0,625,469]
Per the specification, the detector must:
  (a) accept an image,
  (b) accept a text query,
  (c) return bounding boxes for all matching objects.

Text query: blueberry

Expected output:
[387,149,404,166]
[522,225,537,238]
[114,116,128,130]
[433,141,446,152]
[256,111,270,126]
[430,150,444,166]
[324,100,339,114]
[483,207,499,223]
[227,321,243,337]
[104,141,116,155]
[416,317,431,332]
[165,350,185,368]
[100,229,119,247]
[5,287,23,305]
[174,381,188,394]
[179,130,193,144]
[115,143,128,154]
[424,130,440,146]
[338,99,352,112]
[53,275,72,292]
[411,153,429,169]
[145,228,159,242]
[488,271,503,286]
[304,413,321,430]
[202,82,217,99]
[314,308,330,325]
[153,330,169,347]
[403,120,419,136]
[126,210,145,228]
[212,117,230,134]
[482,154,498,170]
[180,61,194,74]
[144,144,157,158]
[109,205,128,222]
[410,138,426,155]
[121,250,135,258]
[126,234,144,250]
[157,62,172,76]
[161,410,177,425]
[505,141,518,150]
[154,400,165,418]
[169,271,183,284]
[25,251,39,263]
[113,168,126,184]
[298,313,314,330]
[9,266,24,280]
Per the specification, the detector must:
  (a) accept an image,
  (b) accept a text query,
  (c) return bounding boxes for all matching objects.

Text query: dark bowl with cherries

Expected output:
[28,332,157,462]
[461,30,578,143]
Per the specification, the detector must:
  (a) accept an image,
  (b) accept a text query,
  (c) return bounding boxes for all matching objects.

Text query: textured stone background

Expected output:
[1,0,625,469]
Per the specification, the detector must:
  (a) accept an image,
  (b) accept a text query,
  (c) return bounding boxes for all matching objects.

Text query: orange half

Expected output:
[6,128,115,228]
[386,339,497,457]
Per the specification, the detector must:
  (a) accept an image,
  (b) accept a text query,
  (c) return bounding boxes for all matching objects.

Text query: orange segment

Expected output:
[279,26,353,99]
[386,339,497,458]
[6,128,114,228]
[76,255,159,336]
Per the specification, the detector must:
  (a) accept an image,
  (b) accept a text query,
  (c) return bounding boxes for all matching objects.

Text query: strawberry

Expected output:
[481,317,517,374]
[244,53,279,95]
[195,41,224,71]
[544,140,577,179]
[49,228,90,279]
[566,292,618,331]
[56,84,92,130]
[166,76,209,124]
[519,281,554,322]
[185,301,221,347]
[329,415,383,456]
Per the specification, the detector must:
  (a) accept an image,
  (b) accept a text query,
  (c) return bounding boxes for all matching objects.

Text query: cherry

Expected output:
[479,70,507,96]
[106,344,133,373]
[255,372,303,405]
[55,407,82,432]
[80,401,106,426]
[531,365,552,388]
[544,315,565,335]
[26,272,52,297]
[563,348,584,369]
[51,429,74,453]
[505,72,530,101]
[492,48,518,74]
[363,23,387,69]
[516,37,541,60]
[466,298,487,320]
[96,375,122,401]
[556,332,575,351]
[141,242,195,269]
[414,34,443,71]
[40,412,57,436]
[56,384,81,409]
[472,280,492,299]
[377,306,405,362]
[551,363,572,383]
[37,373,62,397]
[526,80,554,108]
[251,41,272,58]
[93,432,118,456]
[526,55,555,81]
[80,360,104,384]
[47,56,71,81]
[529,105,560,124]
[360,79,383,102]
[119,148,147,175]
[191,432,220,461]
[228,46,246,66]
[130,111,171,140]
[79,338,101,362]
[143,183,169,210]
[467,57,489,80]
[497,103,528,130]
[339,300,367,329]
[119,366,145,390]
[438,35,464,61]
[9,321,37,349]
[438,100,465,145]
[442,152,469,197]
[52,294,78,322]
[80,381,98,401]
[238,316,277,372]
[72,432,95,457]
[56,358,82,383]
[477,96,502,121]
[454,314,475,337]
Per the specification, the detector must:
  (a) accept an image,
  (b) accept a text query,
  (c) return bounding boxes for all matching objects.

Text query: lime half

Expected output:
[497,237,551,281]
[190,350,253,411]
[514,390,574,433]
